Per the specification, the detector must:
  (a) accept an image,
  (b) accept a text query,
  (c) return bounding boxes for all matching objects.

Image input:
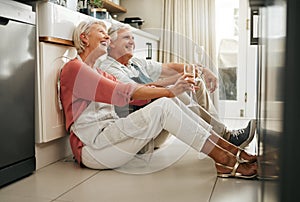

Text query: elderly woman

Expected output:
[59,20,257,179]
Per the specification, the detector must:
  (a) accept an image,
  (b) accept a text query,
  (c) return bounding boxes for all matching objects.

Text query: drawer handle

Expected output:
[0,17,9,26]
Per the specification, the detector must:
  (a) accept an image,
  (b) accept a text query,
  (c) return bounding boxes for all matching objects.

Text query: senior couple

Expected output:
[59,20,257,179]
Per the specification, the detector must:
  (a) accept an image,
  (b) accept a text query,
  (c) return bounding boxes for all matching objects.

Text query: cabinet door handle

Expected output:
[250,9,259,45]
[146,42,152,60]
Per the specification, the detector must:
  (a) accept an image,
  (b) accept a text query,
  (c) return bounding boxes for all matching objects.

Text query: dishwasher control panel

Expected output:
[0,0,35,25]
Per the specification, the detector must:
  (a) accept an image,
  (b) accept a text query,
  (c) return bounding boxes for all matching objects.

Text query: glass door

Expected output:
[215,0,257,119]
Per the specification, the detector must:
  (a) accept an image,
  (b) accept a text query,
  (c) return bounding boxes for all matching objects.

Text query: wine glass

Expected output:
[184,64,199,107]
[194,45,205,82]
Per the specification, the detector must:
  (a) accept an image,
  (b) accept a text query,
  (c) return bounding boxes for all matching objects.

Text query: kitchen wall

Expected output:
[118,0,163,37]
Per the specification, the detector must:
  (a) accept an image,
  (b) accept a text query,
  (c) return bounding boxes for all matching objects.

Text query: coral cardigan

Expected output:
[59,59,143,165]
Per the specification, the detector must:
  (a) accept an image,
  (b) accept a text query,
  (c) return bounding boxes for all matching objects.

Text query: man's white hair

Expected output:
[108,22,133,42]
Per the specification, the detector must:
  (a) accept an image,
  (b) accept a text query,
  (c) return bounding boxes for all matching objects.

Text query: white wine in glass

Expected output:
[184,64,199,107]
[194,45,205,82]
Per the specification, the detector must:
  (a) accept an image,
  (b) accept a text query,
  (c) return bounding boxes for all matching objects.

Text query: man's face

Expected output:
[109,28,135,59]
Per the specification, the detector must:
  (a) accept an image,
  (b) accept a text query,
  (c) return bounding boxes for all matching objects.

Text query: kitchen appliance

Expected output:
[250,0,285,180]
[121,17,144,29]
[0,0,36,187]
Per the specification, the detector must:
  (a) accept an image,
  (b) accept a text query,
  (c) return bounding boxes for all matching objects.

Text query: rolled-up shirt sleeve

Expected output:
[62,60,139,107]
[109,80,139,106]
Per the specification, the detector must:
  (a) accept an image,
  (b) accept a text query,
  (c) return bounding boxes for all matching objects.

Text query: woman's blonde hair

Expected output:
[73,20,107,54]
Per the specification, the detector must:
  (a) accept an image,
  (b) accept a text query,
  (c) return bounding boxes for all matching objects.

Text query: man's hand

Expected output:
[200,67,218,93]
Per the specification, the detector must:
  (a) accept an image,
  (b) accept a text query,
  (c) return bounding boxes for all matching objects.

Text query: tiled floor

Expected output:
[0,120,279,202]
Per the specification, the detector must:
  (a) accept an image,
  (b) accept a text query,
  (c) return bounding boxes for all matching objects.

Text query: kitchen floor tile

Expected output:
[210,178,261,202]
[0,157,98,201]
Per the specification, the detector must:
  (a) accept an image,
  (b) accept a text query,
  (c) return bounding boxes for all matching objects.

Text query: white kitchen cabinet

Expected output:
[36,42,76,143]
[133,29,159,61]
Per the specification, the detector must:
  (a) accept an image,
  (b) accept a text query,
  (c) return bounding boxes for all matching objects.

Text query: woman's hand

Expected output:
[168,74,195,97]
[131,74,195,100]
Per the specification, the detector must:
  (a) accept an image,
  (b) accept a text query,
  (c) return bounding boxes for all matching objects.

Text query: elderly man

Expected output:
[96,22,256,149]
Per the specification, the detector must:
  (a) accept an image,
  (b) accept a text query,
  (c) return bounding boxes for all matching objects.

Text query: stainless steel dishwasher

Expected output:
[0,0,36,187]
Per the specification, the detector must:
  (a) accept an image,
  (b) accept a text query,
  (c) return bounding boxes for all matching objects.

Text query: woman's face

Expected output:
[84,23,110,54]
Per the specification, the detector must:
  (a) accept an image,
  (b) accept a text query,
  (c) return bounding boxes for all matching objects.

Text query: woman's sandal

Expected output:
[208,138,257,163]
[215,162,257,179]
[211,138,257,163]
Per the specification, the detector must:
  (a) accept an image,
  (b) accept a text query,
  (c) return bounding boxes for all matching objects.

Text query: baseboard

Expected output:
[35,135,72,170]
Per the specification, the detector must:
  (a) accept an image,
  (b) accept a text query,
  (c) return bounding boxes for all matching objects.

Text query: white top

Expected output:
[98,56,162,84]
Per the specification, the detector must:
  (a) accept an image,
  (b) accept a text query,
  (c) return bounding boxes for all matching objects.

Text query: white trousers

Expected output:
[177,91,226,136]
[82,97,212,169]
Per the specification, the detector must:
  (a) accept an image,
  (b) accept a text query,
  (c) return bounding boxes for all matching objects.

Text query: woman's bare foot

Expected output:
[238,150,257,163]
[209,132,257,163]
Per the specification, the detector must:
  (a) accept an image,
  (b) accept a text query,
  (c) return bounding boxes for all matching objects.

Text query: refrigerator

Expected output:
[250,0,300,201]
